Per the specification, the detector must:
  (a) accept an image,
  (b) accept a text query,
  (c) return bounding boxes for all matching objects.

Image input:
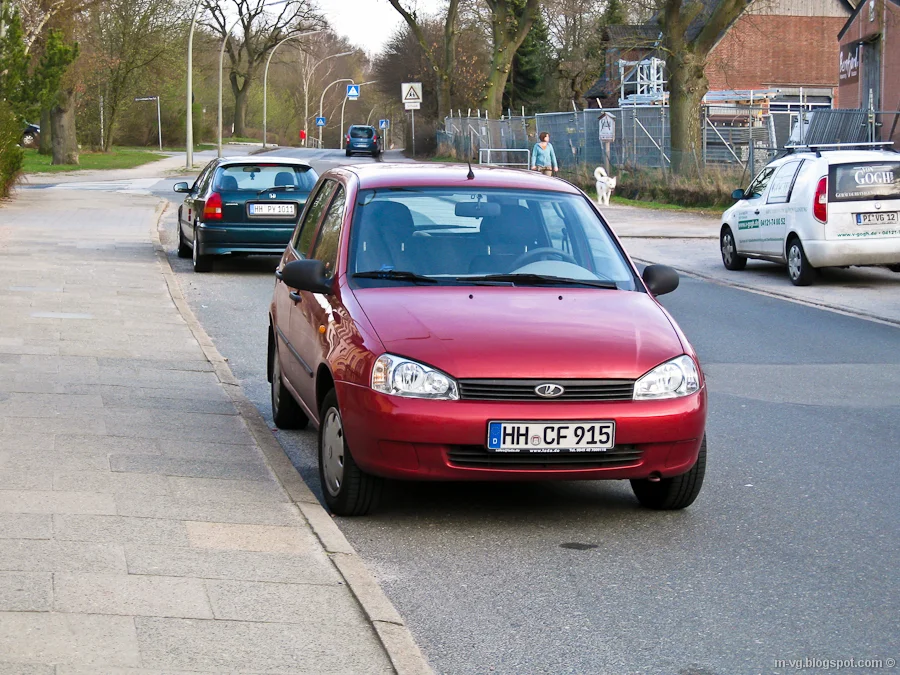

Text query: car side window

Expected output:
[767,161,803,205]
[292,180,337,257]
[310,186,346,278]
[746,166,776,199]
[193,161,215,193]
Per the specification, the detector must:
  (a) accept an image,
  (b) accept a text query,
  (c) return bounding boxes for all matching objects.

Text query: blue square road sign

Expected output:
[379,119,390,129]
[315,117,326,127]
[347,84,360,99]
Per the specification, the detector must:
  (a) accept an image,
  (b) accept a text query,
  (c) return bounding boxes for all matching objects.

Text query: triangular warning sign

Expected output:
[404,86,420,101]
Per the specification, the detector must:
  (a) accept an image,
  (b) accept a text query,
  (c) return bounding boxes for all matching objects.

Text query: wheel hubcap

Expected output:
[788,245,801,279]
[271,353,282,411]
[722,233,734,265]
[321,408,345,497]
[192,231,198,265]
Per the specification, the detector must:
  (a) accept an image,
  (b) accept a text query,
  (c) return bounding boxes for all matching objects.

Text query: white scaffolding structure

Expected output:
[618,57,667,106]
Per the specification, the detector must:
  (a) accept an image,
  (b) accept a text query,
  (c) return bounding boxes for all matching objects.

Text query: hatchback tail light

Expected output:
[203,192,223,221]
[345,134,351,144]
[813,176,827,223]
[373,134,378,143]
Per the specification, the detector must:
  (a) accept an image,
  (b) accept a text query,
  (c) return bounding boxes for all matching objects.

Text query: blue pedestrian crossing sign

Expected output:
[346,84,360,100]
[379,119,390,130]
[315,117,326,127]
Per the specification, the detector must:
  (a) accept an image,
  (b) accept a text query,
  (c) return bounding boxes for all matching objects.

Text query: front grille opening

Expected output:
[459,379,634,402]
[447,444,642,469]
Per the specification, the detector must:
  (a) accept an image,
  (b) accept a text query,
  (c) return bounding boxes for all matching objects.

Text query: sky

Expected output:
[320,0,445,55]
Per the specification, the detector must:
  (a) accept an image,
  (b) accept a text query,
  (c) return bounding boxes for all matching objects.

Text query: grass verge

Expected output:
[23,147,167,173]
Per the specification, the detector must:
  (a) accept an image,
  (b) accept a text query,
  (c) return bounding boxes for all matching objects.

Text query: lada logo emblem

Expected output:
[535,383,565,398]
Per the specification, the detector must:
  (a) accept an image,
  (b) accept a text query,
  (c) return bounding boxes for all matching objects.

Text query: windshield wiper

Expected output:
[459,273,619,289]
[257,185,299,195]
[353,270,439,284]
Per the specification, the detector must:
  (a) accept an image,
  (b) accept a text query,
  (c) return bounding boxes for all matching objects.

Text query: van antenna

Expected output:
[466,158,475,180]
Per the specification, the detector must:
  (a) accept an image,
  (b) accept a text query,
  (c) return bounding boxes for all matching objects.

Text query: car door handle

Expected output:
[289,291,302,303]
[754,210,760,215]
[275,269,283,280]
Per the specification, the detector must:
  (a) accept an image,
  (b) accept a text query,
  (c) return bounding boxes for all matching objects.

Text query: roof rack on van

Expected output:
[784,141,896,158]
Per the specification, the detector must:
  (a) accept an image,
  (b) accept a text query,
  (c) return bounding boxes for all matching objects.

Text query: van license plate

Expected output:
[487,421,615,453]
[856,212,898,225]
[248,203,296,217]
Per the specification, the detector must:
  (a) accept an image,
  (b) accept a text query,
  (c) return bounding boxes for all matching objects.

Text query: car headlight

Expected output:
[633,355,700,400]
[371,354,459,400]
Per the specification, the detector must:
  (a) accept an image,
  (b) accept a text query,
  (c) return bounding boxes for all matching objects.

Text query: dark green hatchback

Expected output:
[174,157,318,272]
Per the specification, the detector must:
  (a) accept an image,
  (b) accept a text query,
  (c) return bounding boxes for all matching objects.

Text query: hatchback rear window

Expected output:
[350,127,374,139]
[829,162,900,202]
[214,165,317,192]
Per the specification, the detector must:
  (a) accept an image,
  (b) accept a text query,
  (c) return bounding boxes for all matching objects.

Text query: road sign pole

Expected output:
[411,109,415,157]
[157,95,162,151]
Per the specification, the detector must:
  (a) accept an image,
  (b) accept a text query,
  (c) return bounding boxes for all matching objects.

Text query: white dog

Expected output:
[594,167,617,206]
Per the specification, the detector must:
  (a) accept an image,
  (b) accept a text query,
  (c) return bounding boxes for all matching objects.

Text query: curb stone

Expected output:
[150,201,434,675]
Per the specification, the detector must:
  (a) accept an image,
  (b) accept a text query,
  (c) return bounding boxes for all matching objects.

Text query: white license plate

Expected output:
[248,202,296,217]
[856,212,898,225]
[487,421,615,453]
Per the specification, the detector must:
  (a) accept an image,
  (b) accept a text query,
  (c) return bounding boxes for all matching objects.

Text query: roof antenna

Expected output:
[466,158,475,180]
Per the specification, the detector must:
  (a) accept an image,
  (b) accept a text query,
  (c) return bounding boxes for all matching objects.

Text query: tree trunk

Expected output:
[51,88,78,165]
[482,0,540,118]
[666,50,706,176]
[484,51,514,118]
[231,74,250,138]
[38,106,52,155]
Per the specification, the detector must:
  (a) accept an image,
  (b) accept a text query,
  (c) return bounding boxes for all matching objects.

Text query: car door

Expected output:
[274,180,338,399]
[291,184,347,410]
[760,160,803,257]
[733,165,777,254]
[183,161,216,235]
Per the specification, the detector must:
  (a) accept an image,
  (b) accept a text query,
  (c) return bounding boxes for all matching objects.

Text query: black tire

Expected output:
[270,341,309,429]
[192,226,213,273]
[887,264,900,273]
[345,149,351,157]
[318,390,382,516]
[720,226,747,271]
[631,435,706,510]
[371,150,378,158]
[176,218,191,258]
[786,236,816,286]
[21,132,38,148]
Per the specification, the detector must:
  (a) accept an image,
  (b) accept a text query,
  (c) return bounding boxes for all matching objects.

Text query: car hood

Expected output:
[352,286,685,380]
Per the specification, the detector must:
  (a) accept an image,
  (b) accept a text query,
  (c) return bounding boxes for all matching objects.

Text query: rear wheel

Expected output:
[345,148,351,157]
[270,341,309,429]
[887,264,900,273]
[787,236,816,286]
[720,226,746,271]
[192,226,213,273]
[631,436,706,510]
[176,219,190,258]
[318,390,382,516]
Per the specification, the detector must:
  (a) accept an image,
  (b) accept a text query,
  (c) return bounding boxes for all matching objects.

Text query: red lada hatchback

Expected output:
[268,164,707,515]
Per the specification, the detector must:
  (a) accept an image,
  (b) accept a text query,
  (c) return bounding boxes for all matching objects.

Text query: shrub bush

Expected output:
[0,101,24,198]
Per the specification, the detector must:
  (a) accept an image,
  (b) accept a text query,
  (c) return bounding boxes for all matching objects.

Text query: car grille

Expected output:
[447,445,642,469]
[457,379,635,402]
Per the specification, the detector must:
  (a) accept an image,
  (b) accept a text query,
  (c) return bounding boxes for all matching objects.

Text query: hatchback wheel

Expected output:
[631,436,706,510]
[720,226,746,271]
[176,220,191,258]
[787,236,815,286]
[318,390,382,516]
[270,341,308,430]
[192,227,213,273]
[887,264,900,273]
[22,132,37,148]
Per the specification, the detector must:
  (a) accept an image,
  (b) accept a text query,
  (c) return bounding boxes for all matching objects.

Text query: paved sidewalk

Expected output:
[0,189,413,672]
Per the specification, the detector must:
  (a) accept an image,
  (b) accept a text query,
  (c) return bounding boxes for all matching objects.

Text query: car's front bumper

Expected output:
[804,237,900,267]
[336,382,707,481]
[196,222,294,256]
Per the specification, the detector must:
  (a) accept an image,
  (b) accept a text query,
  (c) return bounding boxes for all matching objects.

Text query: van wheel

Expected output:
[787,236,816,286]
[319,390,382,516]
[720,226,746,270]
[887,264,900,273]
[631,436,706,510]
[270,342,309,429]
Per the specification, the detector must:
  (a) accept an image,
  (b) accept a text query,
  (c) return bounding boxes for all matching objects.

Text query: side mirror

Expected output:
[642,264,679,296]
[280,259,333,295]
[731,188,745,200]
[173,182,191,193]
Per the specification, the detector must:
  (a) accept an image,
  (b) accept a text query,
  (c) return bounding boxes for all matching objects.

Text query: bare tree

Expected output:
[201,0,323,138]
[482,0,541,117]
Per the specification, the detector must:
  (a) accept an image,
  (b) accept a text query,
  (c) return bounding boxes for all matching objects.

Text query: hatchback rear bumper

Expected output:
[196,222,294,256]
[335,381,707,481]
[805,237,900,267]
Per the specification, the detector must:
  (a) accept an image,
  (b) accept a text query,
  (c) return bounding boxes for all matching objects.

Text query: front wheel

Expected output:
[787,237,816,286]
[318,390,382,516]
[720,226,747,271]
[631,436,706,510]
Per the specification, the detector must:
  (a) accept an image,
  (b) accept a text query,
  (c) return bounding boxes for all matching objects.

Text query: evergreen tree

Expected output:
[0,5,30,114]
[503,0,552,114]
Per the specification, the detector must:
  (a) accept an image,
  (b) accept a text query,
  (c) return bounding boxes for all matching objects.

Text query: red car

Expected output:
[268,164,707,516]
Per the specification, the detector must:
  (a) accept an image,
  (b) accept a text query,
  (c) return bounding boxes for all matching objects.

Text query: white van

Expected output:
[720,146,900,285]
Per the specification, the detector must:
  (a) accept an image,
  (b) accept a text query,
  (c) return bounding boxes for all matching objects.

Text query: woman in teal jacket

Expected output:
[530,132,558,176]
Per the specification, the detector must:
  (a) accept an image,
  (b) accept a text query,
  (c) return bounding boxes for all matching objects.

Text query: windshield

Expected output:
[215,165,317,192]
[348,188,638,290]
[350,127,375,138]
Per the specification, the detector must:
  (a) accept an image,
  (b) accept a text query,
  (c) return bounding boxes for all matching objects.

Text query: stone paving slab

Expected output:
[0,188,397,672]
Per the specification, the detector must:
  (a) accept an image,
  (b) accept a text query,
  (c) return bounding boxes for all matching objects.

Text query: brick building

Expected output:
[585,0,853,109]
[837,0,900,145]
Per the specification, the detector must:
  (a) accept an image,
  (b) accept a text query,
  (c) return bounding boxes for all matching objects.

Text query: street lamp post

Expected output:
[318,78,354,149]
[340,80,377,150]
[263,31,322,148]
[301,50,353,147]
[185,0,203,169]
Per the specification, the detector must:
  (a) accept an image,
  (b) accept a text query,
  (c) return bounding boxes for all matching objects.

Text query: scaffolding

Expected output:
[618,58,667,106]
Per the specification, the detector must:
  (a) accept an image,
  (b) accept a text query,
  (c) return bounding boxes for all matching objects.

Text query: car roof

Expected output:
[344,163,583,193]
[219,156,312,168]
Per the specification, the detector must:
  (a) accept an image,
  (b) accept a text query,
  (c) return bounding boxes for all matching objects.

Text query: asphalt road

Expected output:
[150,148,900,675]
